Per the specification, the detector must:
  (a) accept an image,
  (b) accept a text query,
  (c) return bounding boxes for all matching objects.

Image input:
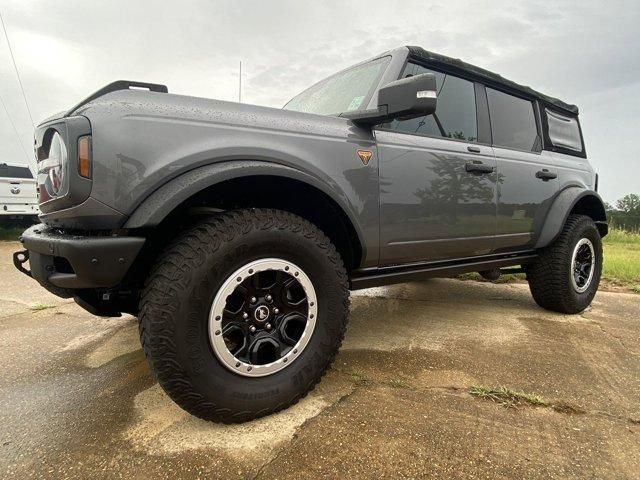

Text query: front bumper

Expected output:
[14,224,145,295]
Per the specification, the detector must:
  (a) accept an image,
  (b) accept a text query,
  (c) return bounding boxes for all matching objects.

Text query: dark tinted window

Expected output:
[389,63,477,142]
[0,164,32,179]
[486,88,538,151]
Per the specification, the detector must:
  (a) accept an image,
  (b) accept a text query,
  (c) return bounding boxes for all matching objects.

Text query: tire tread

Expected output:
[138,209,349,423]
[527,214,602,314]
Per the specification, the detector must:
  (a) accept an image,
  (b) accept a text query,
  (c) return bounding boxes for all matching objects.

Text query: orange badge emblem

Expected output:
[357,149,373,166]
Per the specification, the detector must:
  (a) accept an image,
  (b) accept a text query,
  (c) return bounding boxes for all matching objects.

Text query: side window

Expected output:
[486,88,538,151]
[389,63,477,142]
[544,108,583,152]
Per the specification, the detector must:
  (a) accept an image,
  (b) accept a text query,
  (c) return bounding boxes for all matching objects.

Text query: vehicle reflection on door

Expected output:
[377,130,498,265]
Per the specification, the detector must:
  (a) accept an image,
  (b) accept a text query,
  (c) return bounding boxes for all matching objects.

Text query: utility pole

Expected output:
[239,61,242,103]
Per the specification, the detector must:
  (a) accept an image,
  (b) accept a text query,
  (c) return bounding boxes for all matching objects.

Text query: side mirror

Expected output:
[343,73,437,126]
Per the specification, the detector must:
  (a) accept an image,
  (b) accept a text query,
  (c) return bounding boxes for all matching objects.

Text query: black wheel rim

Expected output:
[209,259,317,377]
[571,238,595,293]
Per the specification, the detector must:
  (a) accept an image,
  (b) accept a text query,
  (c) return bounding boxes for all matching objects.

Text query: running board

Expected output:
[349,252,537,290]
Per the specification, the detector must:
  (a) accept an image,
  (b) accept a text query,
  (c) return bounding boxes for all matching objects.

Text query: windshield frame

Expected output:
[283,55,392,117]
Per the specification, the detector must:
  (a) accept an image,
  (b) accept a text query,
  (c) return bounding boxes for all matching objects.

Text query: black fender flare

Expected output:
[534,187,608,249]
[123,159,366,248]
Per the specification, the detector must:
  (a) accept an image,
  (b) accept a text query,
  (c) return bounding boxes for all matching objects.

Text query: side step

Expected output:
[349,251,537,290]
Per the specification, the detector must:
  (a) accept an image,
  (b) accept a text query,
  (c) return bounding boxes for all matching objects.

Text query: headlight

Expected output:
[45,132,67,196]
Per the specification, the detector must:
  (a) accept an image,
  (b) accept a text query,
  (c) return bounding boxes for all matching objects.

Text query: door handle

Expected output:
[465,161,494,174]
[467,145,481,153]
[535,169,557,181]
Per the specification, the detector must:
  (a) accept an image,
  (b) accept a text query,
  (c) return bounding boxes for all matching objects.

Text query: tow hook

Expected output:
[13,250,31,278]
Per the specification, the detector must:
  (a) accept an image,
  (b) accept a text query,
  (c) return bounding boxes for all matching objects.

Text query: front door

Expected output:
[376,62,497,266]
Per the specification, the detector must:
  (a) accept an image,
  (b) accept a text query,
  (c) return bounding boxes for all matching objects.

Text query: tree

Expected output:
[603,201,615,213]
[414,155,503,224]
[616,194,640,214]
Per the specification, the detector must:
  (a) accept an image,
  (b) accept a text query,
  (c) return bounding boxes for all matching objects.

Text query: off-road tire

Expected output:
[138,209,349,423]
[527,214,602,314]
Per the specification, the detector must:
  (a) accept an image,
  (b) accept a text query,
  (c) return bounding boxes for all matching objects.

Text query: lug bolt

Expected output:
[249,325,256,333]
[265,323,272,330]
[265,294,273,302]
[273,308,279,314]
[242,312,249,320]
[250,296,257,304]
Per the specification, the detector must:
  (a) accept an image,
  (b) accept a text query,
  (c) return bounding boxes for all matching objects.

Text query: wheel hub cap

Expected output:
[253,305,270,323]
[209,258,317,377]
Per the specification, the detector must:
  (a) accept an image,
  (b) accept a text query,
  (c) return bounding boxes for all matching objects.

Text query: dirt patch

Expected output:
[414,368,477,389]
[85,322,141,368]
[124,375,354,465]
[57,316,133,353]
[343,294,530,352]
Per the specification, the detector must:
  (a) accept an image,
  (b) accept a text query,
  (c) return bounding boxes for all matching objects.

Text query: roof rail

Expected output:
[65,80,168,117]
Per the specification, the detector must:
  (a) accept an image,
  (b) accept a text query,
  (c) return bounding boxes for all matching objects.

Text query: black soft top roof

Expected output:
[407,46,578,115]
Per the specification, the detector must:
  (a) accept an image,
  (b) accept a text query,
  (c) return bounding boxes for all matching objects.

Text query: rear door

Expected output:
[485,88,559,251]
[376,63,497,265]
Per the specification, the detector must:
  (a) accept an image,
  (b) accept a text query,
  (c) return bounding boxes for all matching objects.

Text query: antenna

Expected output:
[239,61,242,103]
[0,11,35,129]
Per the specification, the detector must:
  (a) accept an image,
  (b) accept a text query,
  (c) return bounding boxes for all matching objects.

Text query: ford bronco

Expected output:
[15,46,607,422]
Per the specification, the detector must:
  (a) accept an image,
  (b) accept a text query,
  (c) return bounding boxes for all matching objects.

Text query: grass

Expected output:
[388,378,411,389]
[0,226,24,241]
[469,385,548,408]
[349,371,370,386]
[469,385,587,415]
[28,303,55,311]
[602,228,640,291]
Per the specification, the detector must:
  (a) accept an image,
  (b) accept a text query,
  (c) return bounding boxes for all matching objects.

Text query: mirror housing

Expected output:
[343,73,437,126]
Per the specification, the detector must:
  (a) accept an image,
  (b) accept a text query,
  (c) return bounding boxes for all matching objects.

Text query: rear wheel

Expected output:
[139,209,349,422]
[527,214,602,313]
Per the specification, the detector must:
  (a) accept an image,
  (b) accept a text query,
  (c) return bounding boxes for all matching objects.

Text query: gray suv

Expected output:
[15,46,607,422]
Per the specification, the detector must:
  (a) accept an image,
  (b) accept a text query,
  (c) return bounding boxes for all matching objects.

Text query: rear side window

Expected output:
[0,164,32,179]
[389,63,477,142]
[486,88,538,151]
[545,108,583,152]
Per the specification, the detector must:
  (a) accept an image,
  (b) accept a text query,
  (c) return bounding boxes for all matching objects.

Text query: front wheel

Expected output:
[527,214,603,314]
[139,209,349,423]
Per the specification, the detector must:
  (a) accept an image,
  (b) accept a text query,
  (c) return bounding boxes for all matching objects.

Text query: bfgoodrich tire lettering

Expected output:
[138,209,349,423]
[527,214,603,314]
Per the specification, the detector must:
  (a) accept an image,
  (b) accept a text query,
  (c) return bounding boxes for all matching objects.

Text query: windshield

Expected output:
[283,56,390,116]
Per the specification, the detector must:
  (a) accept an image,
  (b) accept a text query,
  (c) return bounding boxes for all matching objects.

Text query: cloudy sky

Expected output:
[0,0,638,203]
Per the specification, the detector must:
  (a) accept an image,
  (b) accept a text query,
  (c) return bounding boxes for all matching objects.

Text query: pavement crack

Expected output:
[250,439,289,480]
[334,370,638,430]
[591,409,640,426]
[250,384,358,480]
[589,320,637,356]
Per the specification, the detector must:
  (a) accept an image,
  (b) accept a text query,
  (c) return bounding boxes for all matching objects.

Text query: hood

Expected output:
[75,89,362,140]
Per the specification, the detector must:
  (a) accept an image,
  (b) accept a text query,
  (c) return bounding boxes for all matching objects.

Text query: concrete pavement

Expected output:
[0,241,638,479]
